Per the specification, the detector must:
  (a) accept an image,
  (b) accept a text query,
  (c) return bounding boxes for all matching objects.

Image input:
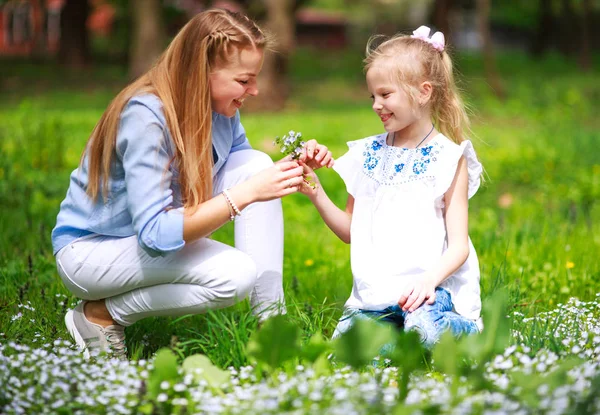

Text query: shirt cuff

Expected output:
[140,207,185,257]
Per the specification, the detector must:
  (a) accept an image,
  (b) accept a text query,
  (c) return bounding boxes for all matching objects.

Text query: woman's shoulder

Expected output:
[124,93,167,125]
[116,94,173,154]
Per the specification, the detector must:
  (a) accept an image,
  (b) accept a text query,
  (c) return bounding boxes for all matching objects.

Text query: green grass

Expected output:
[0,48,599,368]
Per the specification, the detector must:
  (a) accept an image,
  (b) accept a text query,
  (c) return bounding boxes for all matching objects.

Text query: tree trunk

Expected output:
[248,0,295,111]
[530,0,553,56]
[432,0,452,45]
[559,0,577,56]
[58,0,90,68]
[476,0,505,99]
[129,0,166,79]
[579,0,591,70]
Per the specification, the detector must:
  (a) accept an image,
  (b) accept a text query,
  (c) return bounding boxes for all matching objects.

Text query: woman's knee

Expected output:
[235,149,274,176]
[202,250,258,302]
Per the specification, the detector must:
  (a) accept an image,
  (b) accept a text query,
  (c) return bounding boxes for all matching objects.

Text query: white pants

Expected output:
[55,150,285,326]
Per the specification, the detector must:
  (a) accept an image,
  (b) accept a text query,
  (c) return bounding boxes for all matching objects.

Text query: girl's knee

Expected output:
[404,309,444,348]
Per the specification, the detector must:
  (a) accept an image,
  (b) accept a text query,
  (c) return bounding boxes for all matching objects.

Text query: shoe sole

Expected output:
[65,309,91,359]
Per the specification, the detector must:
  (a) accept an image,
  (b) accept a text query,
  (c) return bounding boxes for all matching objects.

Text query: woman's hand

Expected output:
[398,276,438,312]
[242,160,305,202]
[299,139,334,170]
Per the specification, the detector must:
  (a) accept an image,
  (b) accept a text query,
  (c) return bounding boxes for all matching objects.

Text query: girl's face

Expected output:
[366,64,420,134]
[209,46,264,117]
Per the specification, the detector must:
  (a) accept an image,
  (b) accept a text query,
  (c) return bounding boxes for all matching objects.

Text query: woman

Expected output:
[52,9,333,359]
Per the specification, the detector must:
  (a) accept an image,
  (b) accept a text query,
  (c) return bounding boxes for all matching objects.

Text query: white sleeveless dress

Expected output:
[333,133,483,328]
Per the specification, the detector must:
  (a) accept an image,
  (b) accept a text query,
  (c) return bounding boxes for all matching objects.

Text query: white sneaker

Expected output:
[65,301,127,360]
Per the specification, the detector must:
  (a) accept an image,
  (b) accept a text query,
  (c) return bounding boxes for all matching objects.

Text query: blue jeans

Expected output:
[332,287,479,348]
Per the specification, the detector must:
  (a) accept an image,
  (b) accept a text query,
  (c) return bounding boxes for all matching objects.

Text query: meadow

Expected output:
[0,48,599,413]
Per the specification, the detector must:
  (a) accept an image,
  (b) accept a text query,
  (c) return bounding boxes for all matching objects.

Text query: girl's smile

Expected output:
[380,113,392,122]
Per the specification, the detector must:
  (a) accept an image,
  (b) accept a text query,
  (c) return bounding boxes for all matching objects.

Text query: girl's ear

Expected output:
[419,81,433,106]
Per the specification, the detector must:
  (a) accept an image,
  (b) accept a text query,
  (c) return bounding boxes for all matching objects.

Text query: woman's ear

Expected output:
[419,81,433,106]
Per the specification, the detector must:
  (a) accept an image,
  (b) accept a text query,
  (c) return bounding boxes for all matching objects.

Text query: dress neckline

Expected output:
[383,132,441,151]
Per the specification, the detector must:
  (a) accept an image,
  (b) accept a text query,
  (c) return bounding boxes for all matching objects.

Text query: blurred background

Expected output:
[1,1,599,350]
[1,0,599,109]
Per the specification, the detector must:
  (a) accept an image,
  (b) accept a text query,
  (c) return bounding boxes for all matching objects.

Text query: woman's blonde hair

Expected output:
[86,9,268,208]
[364,33,470,144]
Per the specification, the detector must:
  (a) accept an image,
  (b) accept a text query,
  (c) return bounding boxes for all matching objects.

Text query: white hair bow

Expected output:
[411,25,445,52]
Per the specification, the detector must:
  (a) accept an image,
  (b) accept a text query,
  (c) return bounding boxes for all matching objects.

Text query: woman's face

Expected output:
[209,46,264,117]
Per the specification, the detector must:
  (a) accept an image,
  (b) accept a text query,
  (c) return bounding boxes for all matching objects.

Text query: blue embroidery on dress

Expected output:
[361,136,442,185]
[364,156,378,171]
[413,159,430,175]
[362,137,384,171]
[420,146,433,156]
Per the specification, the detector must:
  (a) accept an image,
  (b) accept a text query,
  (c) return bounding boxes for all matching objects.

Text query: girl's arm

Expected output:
[398,156,470,312]
[299,162,353,244]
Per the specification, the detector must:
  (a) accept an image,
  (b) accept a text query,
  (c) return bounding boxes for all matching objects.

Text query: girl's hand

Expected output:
[300,139,334,170]
[243,161,305,202]
[398,276,437,312]
[298,161,322,199]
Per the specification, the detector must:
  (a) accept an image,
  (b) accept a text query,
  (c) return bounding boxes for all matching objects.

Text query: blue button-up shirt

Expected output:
[51,94,252,256]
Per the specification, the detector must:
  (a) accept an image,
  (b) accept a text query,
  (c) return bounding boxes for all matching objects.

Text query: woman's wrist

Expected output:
[226,183,255,212]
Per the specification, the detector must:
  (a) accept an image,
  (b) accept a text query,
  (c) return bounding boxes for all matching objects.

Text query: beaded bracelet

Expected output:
[222,192,235,221]
[222,189,242,218]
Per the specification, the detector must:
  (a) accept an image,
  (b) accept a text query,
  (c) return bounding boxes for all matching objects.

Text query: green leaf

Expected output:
[146,348,181,400]
[311,353,333,377]
[432,330,459,376]
[301,333,332,363]
[389,330,429,401]
[182,354,230,389]
[388,330,428,372]
[246,315,302,369]
[136,403,154,415]
[457,289,512,365]
[333,318,394,368]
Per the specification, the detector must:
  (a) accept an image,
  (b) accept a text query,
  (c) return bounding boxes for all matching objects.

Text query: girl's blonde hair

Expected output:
[86,9,268,208]
[364,33,470,144]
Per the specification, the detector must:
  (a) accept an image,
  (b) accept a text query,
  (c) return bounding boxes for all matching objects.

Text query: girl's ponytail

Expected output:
[432,52,471,145]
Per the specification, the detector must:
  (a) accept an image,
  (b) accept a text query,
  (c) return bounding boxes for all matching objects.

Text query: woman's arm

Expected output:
[183,161,304,242]
[398,156,470,311]
[299,162,353,243]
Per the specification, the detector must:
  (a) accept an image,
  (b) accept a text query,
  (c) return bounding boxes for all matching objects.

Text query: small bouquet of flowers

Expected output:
[274,130,317,189]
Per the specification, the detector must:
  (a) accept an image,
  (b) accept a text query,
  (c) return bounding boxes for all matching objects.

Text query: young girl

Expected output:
[300,26,482,347]
[51,9,333,359]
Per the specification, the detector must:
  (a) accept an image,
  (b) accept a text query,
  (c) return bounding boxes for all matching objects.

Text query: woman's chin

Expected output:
[214,108,237,118]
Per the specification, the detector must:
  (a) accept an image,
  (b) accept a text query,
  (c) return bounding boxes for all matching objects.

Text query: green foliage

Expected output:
[387,331,429,401]
[146,348,180,400]
[246,315,302,369]
[182,354,231,389]
[333,317,394,368]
